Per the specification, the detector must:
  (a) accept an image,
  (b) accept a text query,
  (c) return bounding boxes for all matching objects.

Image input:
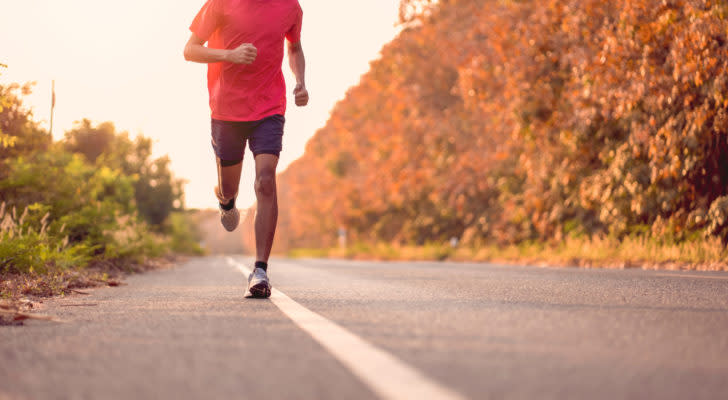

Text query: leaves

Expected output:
[0,83,195,282]
[265,0,728,248]
[64,120,186,226]
[0,299,61,325]
[0,83,51,159]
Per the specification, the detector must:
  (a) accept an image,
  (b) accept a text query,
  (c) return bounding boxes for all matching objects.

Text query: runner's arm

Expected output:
[288,41,308,106]
[184,33,257,64]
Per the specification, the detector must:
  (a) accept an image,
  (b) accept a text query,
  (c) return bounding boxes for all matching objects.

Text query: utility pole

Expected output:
[49,80,55,136]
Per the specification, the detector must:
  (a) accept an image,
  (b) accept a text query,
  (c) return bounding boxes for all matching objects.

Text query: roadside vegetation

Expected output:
[0,73,203,308]
[289,235,728,271]
[253,0,728,270]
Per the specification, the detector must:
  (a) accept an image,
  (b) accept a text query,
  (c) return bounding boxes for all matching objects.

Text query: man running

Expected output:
[184,0,308,298]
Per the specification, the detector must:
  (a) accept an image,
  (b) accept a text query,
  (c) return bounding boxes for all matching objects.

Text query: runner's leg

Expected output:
[211,119,247,231]
[215,157,243,204]
[253,154,279,262]
[211,119,247,205]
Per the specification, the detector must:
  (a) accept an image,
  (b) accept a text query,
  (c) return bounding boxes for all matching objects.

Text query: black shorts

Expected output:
[211,114,285,163]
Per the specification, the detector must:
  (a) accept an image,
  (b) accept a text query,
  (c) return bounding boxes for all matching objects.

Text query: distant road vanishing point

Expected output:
[2,256,728,399]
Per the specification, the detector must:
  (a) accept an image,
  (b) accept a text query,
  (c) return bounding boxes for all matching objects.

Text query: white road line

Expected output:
[227,257,466,400]
[655,273,728,281]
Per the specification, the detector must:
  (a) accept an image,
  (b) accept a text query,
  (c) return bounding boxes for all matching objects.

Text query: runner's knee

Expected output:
[255,171,276,197]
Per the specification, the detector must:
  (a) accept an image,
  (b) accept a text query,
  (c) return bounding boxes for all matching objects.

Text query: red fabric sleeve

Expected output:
[285,5,303,43]
[190,0,222,42]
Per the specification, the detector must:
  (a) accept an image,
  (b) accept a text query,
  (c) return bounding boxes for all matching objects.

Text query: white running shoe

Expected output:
[247,267,271,298]
[219,205,240,232]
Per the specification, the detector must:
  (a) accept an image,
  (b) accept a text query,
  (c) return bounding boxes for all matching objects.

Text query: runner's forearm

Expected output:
[288,42,306,86]
[184,43,229,64]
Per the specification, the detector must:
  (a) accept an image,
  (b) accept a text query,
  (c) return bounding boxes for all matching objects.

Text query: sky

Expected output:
[0,0,400,209]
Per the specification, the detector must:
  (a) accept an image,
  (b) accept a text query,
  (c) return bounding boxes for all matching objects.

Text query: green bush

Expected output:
[64,120,185,227]
[0,80,195,280]
[164,211,205,256]
[0,203,93,274]
[1,149,136,249]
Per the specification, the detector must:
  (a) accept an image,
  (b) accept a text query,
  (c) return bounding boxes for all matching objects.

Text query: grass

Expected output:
[288,235,728,271]
[0,208,205,325]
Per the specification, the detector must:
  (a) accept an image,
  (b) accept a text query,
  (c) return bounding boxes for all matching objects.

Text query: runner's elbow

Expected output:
[287,41,303,55]
[183,44,194,61]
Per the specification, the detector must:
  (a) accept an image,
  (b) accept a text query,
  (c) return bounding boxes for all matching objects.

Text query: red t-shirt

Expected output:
[190,0,303,121]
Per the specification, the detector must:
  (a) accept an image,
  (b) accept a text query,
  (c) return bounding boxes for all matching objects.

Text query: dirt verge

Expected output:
[0,255,180,326]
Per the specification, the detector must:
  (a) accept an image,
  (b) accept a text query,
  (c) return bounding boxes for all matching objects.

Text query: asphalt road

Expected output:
[1,256,728,400]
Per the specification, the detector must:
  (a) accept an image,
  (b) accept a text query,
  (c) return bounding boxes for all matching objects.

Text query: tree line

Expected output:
[0,75,198,279]
[261,0,728,251]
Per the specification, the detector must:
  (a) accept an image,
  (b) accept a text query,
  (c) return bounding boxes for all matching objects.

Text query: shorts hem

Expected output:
[218,157,243,167]
[212,112,285,122]
[252,150,281,157]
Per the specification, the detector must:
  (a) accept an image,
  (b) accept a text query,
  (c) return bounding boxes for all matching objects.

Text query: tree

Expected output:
[265,0,728,249]
[63,119,116,163]
[0,82,51,160]
[0,63,16,150]
[63,120,185,226]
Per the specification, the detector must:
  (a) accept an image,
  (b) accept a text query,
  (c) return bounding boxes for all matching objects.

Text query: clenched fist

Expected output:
[226,43,257,64]
[293,83,309,106]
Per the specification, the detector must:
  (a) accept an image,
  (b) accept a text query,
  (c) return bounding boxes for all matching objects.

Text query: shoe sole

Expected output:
[221,216,239,232]
[249,282,271,298]
[222,224,238,232]
[220,209,240,232]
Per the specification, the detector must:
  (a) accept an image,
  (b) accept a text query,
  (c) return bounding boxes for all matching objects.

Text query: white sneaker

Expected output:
[247,267,271,298]
[219,205,240,232]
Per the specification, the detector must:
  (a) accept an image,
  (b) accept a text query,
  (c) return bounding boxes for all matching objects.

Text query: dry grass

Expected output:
[288,235,728,271]
[0,256,179,325]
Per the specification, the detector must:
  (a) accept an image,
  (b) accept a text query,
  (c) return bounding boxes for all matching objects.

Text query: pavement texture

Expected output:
[1,256,728,400]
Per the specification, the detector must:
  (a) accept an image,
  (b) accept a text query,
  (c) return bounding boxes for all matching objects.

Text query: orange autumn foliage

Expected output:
[256,0,728,251]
